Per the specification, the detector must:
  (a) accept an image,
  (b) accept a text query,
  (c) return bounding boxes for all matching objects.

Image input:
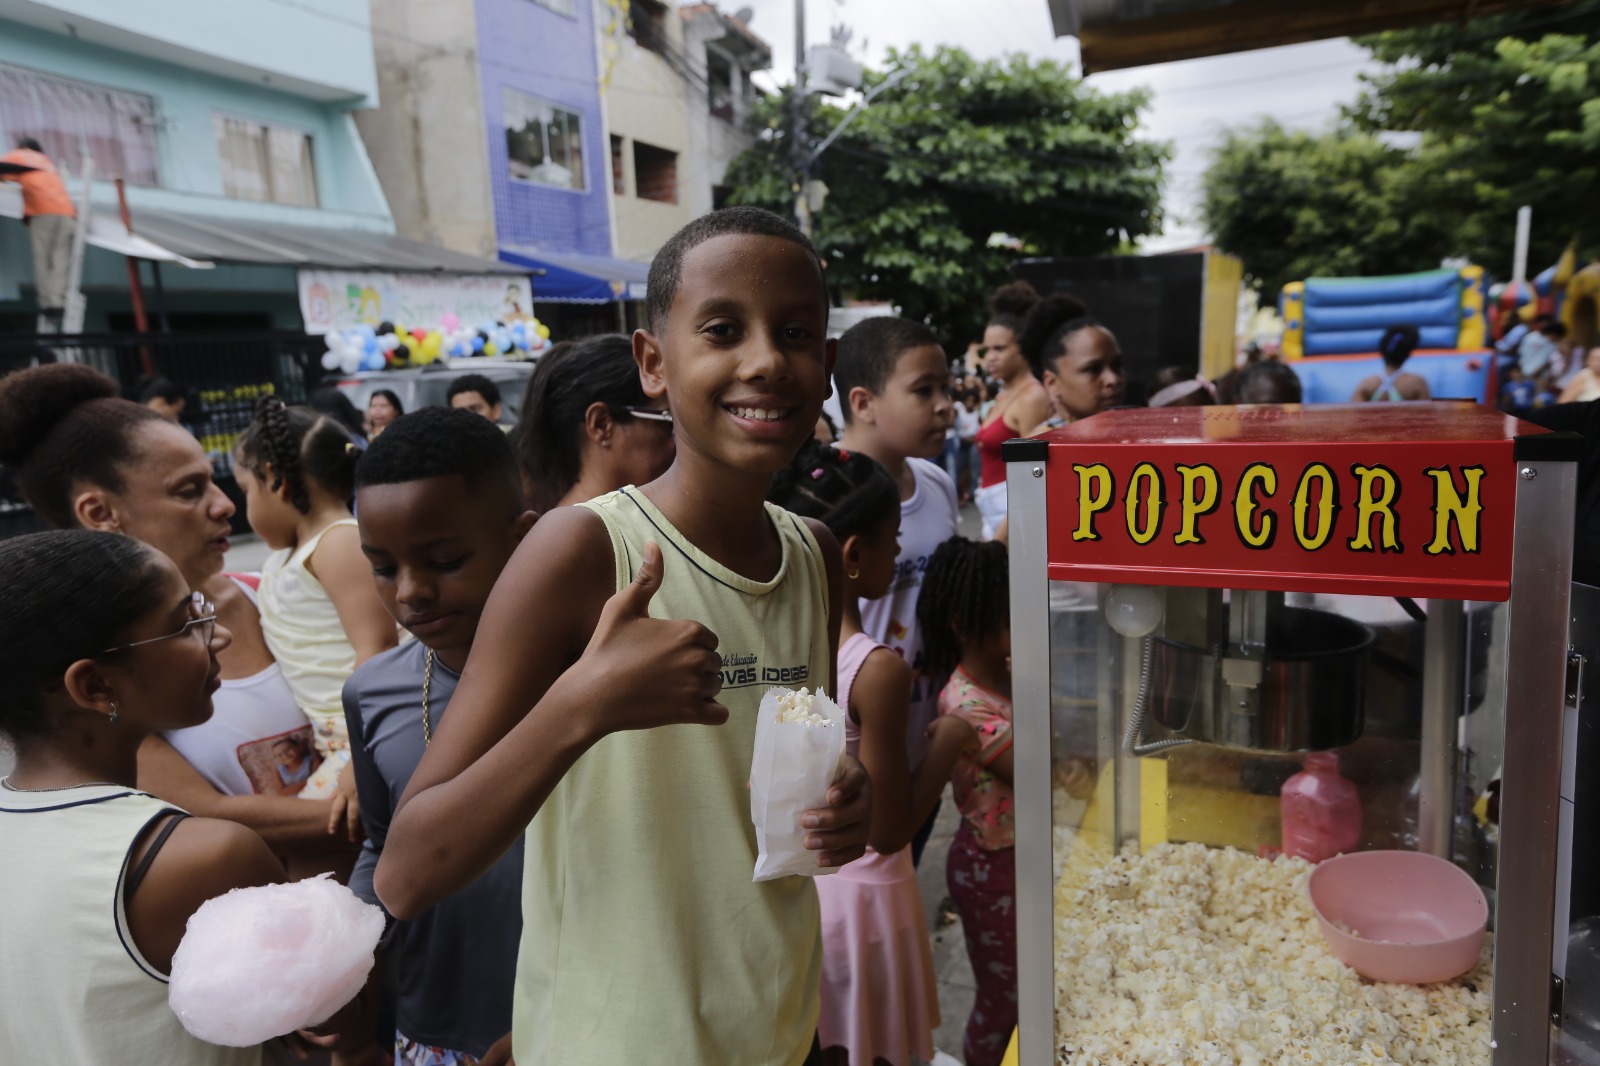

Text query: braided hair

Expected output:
[768,439,898,544]
[1018,293,1100,380]
[917,536,1009,676]
[234,396,359,514]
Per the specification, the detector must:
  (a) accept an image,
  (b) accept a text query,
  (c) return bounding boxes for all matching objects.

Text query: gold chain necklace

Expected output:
[421,649,435,746]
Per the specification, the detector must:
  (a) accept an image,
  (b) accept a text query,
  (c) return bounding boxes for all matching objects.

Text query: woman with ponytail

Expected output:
[515,334,676,512]
[0,365,357,872]
[973,282,1051,541]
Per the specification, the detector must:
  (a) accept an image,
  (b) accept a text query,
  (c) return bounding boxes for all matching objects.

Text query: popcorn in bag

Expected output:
[749,686,847,881]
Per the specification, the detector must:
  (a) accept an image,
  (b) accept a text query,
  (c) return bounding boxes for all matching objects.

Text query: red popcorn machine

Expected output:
[1003,403,1586,1065]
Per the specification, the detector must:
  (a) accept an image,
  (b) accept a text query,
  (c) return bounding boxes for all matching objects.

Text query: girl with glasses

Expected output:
[0,364,356,876]
[0,530,364,1063]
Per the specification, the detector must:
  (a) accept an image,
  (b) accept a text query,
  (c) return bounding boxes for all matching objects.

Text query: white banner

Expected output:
[297,270,535,334]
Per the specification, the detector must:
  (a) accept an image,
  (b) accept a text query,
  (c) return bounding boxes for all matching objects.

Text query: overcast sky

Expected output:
[738,0,1383,248]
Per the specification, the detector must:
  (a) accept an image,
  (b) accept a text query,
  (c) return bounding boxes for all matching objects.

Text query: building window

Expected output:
[628,0,668,53]
[707,51,734,122]
[528,0,575,16]
[610,135,626,195]
[213,115,318,207]
[633,141,677,205]
[503,89,586,192]
[0,63,160,186]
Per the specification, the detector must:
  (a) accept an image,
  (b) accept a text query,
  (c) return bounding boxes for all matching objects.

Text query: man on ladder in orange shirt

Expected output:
[1,138,77,333]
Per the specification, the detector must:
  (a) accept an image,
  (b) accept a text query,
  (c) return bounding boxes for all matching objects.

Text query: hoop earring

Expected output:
[107,703,119,725]
[845,567,860,580]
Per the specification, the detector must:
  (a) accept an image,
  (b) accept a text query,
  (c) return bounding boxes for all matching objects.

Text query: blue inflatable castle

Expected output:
[1279,266,1495,403]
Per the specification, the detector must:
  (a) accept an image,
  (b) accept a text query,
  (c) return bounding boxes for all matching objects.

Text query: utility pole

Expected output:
[791,0,811,236]
[1512,204,1532,289]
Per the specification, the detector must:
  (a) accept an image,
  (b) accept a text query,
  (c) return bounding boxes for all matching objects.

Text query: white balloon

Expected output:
[1104,584,1165,638]
[339,351,362,375]
[321,350,340,371]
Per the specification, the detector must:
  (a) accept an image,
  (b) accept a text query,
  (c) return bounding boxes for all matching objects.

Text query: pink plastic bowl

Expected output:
[1307,849,1488,984]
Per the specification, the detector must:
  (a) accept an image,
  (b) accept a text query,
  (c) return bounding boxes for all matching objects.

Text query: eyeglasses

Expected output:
[99,592,218,656]
[620,406,673,425]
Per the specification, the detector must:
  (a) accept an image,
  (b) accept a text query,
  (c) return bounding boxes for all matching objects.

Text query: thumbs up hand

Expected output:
[568,541,728,736]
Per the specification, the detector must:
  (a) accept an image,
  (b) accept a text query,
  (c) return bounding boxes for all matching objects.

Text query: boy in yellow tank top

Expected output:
[375,207,873,1066]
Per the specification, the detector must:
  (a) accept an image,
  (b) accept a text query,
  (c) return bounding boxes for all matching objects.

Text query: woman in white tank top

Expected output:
[0,364,359,870]
[0,530,366,1062]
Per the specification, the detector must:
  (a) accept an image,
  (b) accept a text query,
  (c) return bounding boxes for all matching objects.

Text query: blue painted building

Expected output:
[478,0,612,258]
[0,0,512,332]
[359,0,647,322]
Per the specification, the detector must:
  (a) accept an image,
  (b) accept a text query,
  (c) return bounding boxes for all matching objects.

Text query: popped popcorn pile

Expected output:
[1054,842,1492,1065]
[773,687,834,727]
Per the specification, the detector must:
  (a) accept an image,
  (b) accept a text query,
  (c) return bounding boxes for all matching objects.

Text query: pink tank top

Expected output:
[838,631,885,758]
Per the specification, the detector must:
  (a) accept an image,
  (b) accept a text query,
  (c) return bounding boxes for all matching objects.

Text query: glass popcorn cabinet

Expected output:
[1004,404,1583,1065]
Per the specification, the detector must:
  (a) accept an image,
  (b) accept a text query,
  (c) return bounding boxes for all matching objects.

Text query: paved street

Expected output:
[919,495,987,1061]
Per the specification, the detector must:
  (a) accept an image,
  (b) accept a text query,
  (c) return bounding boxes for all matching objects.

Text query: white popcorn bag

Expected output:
[750,686,847,882]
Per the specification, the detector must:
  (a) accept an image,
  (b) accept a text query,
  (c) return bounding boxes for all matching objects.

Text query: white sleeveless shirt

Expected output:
[0,782,284,1065]
[165,576,312,796]
[258,519,360,721]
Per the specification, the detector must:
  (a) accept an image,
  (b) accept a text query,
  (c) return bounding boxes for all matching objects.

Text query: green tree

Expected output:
[1202,5,1600,297]
[1199,121,1453,300]
[723,45,1168,343]
[1348,6,1600,271]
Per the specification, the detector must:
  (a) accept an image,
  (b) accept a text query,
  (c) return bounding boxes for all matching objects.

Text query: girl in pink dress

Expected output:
[770,442,976,1066]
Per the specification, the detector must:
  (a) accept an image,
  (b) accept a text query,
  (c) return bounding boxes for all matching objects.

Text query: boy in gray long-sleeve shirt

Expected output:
[344,407,535,1064]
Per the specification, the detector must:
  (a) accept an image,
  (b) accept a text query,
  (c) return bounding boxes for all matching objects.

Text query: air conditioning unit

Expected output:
[806,45,862,96]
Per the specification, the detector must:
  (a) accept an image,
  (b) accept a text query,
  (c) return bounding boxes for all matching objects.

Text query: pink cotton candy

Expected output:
[168,873,384,1047]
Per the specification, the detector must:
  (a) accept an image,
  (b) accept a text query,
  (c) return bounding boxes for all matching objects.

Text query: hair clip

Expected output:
[810,467,826,480]
[837,449,850,461]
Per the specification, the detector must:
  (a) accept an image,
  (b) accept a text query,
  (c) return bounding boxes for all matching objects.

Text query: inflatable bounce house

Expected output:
[1278,266,1493,403]
[1494,244,1600,354]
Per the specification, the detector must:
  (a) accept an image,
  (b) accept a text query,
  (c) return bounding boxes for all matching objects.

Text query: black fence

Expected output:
[0,331,329,538]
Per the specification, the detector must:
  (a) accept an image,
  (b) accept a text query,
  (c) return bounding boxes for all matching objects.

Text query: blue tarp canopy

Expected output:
[499,246,648,304]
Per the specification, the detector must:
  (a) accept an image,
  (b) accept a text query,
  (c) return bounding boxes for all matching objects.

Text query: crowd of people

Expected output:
[1493,313,1600,410]
[3,202,1596,1066]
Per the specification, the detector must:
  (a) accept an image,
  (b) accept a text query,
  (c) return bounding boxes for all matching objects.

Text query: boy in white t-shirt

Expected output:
[836,317,959,864]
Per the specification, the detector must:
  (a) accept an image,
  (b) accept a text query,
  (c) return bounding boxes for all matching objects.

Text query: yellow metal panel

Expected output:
[1165,784,1281,850]
[1139,755,1170,848]
[1458,266,1487,350]
[1202,251,1244,379]
[1280,281,1305,360]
